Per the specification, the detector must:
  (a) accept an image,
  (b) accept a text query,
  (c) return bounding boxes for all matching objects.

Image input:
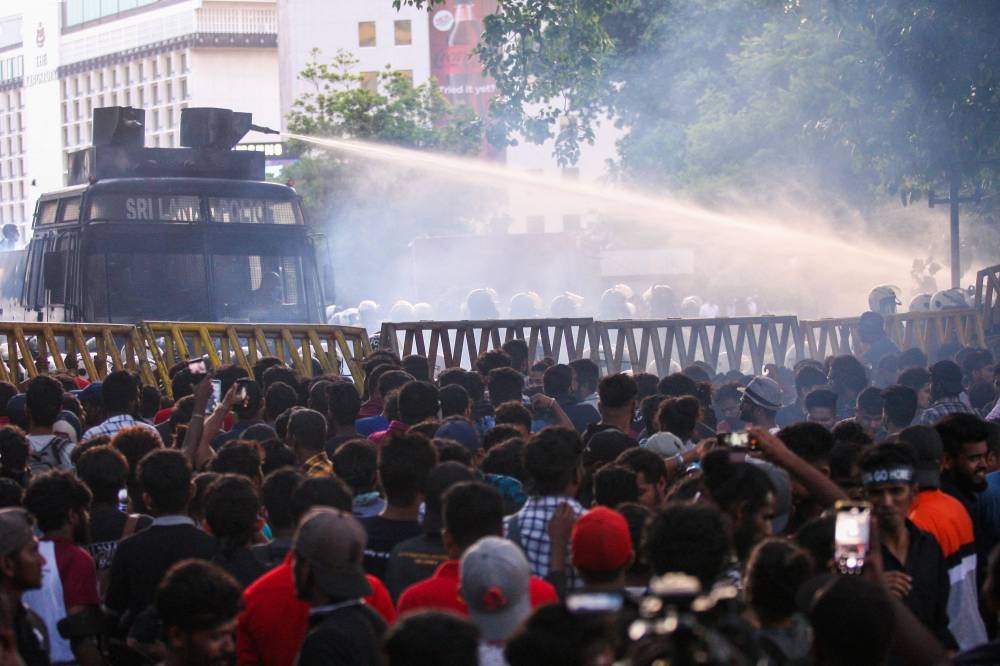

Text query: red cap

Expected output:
[571,507,633,572]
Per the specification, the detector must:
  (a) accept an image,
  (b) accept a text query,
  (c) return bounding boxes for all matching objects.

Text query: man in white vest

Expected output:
[22,471,102,666]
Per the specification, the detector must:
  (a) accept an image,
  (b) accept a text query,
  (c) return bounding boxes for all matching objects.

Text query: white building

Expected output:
[0,0,282,237]
[277,0,429,126]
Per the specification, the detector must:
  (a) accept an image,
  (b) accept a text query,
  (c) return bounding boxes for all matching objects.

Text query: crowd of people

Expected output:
[0,311,996,665]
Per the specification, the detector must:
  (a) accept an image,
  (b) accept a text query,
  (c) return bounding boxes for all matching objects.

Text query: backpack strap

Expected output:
[31,436,65,466]
[50,436,68,466]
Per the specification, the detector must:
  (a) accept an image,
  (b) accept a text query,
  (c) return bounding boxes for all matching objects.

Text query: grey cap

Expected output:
[643,431,684,459]
[741,377,783,411]
[459,536,532,642]
[293,507,371,599]
[0,508,34,557]
[896,425,944,489]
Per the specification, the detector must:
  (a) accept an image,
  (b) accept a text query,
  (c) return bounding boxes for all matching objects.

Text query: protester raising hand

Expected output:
[747,427,847,509]
[186,380,239,470]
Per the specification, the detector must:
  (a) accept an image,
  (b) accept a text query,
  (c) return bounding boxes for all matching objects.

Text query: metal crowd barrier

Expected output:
[379,319,597,370]
[381,316,803,376]
[802,310,986,362]
[976,263,1000,335]
[799,317,859,360]
[886,309,985,353]
[382,310,989,375]
[0,322,155,386]
[0,321,371,397]
[595,316,803,376]
[0,307,987,398]
[139,322,371,398]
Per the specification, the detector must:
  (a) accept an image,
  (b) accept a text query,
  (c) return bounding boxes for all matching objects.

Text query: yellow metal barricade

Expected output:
[379,317,802,376]
[976,263,1000,334]
[379,319,598,370]
[799,317,859,361]
[139,322,371,398]
[0,310,981,398]
[801,310,985,362]
[886,309,985,353]
[0,322,155,387]
[595,316,803,376]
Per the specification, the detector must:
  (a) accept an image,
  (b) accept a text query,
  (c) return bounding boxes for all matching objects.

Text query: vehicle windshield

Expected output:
[85,249,310,323]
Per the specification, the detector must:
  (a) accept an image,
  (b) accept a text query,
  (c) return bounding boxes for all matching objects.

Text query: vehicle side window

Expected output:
[37,200,58,225]
[60,197,82,223]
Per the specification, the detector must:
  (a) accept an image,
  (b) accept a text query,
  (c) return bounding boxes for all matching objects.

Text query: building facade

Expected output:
[277,0,430,133]
[0,0,282,238]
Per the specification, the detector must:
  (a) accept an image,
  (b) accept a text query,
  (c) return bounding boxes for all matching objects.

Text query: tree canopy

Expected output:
[282,49,491,304]
[285,49,482,221]
[397,0,1000,214]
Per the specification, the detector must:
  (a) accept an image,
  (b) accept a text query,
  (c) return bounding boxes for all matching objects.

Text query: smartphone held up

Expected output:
[716,431,757,451]
[206,379,221,414]
[834,500,871,575]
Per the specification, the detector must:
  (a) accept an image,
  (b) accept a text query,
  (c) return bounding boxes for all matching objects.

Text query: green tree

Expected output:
[285,48,482,222]
[397,0,1000,218]
[282,49,492,305]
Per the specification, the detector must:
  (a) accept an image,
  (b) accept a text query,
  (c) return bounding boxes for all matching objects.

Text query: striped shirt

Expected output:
[915,398,975,426]
[505,495,585,590]
[82,414,160,443]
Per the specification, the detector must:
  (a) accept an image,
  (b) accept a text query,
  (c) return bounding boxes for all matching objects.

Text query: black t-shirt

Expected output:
[297,602,385,666]
[85,505,153,573]
[384,532,448,601]
[251,537,293,571]
[324,434,355,458]
[105,522,216,630]
[881,520,955,649]
[212,547,270,589]
[359,515,422,582]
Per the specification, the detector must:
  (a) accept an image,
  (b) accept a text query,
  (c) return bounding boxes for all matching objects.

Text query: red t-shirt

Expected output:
[50,537,100,609]
[236,556,396,666]
[396,559,558,616]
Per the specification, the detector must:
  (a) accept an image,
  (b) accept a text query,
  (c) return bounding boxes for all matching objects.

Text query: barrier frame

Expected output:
[139,322,371,398]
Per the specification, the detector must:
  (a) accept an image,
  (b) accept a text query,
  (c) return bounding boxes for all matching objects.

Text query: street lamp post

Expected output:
[929,166,980,289]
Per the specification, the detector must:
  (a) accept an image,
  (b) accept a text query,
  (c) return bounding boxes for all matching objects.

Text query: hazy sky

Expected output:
[0,1,27,18]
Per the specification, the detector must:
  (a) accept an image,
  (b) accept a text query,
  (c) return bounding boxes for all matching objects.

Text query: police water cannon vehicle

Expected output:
[11,106,326,325]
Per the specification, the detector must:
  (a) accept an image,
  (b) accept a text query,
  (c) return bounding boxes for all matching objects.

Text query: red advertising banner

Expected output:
[428,0,498,119]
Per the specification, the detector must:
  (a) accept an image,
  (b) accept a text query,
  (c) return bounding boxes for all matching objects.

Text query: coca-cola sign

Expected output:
[432,10,455,32]
[428,0,497,118]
